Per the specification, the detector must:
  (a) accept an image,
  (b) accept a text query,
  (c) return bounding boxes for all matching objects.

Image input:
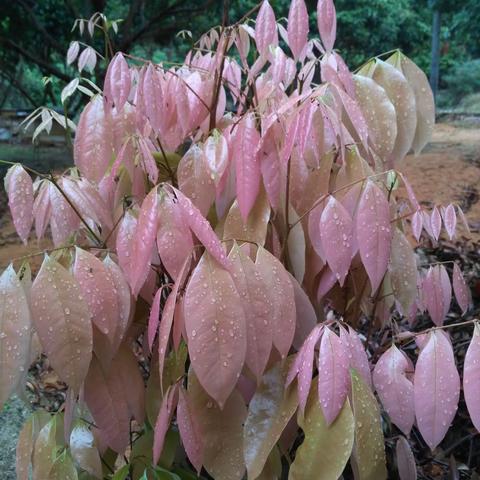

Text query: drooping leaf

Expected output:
[350,369,387,480]
[356,180,392,293]
[340,326,372,389]
[452,263,471,315]
[177,386,204,473]
[396,436,417,480]
[104,52,131,110]
[464,323,480,432]
[422,265,451,326]
[244,362,298,480]
[31,255,92,392]
[70,421,102,479]
[373,345,414,435]
[287,0,309,60]
[256,246,296,358]
[317,0,336,51]
[188,370,246,480]
[48,452,79,480]
[0,265,31,407]
[289,380,354,480]
[184,252,246,407]
[414,331,460,451]
[255,0,278,57]
[318,327,350,425]
[5,164,33,244]
[443,204,457,240]
[32,416,58,480]
[430,206,442,241]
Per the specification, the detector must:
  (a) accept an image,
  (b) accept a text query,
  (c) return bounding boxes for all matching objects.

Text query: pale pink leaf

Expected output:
[0,265,31,408]
[116,210,137,280]
[73,247,119,339]
[316,266,337,300]
[130,187,159,296]
[411,210,423,242]
[173,188,230,270]
[142,64,163,133]
[341,326,372,389]
[452,263,471,315]
[184,252,246,407]
[153,383,179,464]
[290,273,317,350]
[317,0,337,51]
[255,0,278,57]
[67,41,80,65]
[256,247,296,358]
[457,206,470,235]
[422,265,451,326]
[356,181,392,293]
[318,327,350,425]
[33,180,51,240]
[464,323,480,432]
[443,204,457,240]
[234,113,261,220]
[414,331,460,450]
[148,287,163,352]
[203,132,229,185]
[84,356,130,454]
[320,195,353,286]
[31,256,92,392]
[6,165,33,244]
[48,183,80,246]
[228,244,273,381]
[177,387,204,473]
[396,437,417,480]
[373,345,414,435]
[104,52,131,110]
[287,0,309,60]
[430,206,442,241]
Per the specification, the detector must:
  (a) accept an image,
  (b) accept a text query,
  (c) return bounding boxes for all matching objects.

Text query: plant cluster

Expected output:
[0,0,477,479]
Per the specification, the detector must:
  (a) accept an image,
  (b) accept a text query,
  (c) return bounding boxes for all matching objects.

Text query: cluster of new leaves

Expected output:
[1,0,476,479]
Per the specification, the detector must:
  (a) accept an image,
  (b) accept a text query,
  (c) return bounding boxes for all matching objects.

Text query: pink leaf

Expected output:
[177,387,204,473]
[341,326,372,389]
[138,137,159,184]
[84,356,130,454]
[452,263,471,315]
[430,206,442,241]
[0,265,31,408]
[103,53,131,110]
[233,113,261,220]
[320,196,353,286]
[6,165,33,244]
[396,437,417,480]
[356,181,392,293]
[48,183,80,246]
[415,331,460,451]
[153,383,180,464]
[66,42,80,65]
[33,180,51,240]
[74,96,113,182]
[457,206,470,235]
[184,253,246,407]
[116,211,137,280]
[148,287,163,352]
[373,345,414,435]
[317,0,337,51]
[203,132,229,185]
[287,0,309,61]
[258,124,282,210]
[73,248,119,339]
[411,210,423,242]
[422,265,451,326]
[31,256,92,392]
[318,327,350,425]
[173,188,230,270]
[256,247,296,358]
[290,273,317,350]
[255,0,277,57]
[464,323,480,432]
[442,204,457,240]
[141,64,163,133]
[130,187,160,296]
[228,244,273,382]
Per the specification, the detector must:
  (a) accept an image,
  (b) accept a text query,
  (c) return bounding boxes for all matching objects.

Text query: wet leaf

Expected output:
[463,323,480,432]
[396,436,417,480]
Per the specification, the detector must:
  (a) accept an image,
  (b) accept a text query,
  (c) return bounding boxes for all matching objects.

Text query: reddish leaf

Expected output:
[452,263,471,315]
[0,265,31,407]
[256,247,296,358]
[373,345,414,435]
[414,331,460,450]
[396,437,417,480]
[320,195,353,286]
[464,323,480,432]
[184,252,246,407]
[142,64,163,133]
[317,0,337,51]
[5,165,33,244]
[356,181,392,293]
[287,0,309,60]
[177,387,204,473]
[422,265,451,326]
[318,327,350,425]
[340,326,372,389]
[233,113,261,221]
[31,256,92,392]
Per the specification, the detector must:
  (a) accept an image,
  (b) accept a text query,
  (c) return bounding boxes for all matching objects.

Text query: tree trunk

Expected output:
[430,8,441,101]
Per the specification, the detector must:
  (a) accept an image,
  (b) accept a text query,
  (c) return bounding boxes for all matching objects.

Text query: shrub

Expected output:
[0,0,476,479]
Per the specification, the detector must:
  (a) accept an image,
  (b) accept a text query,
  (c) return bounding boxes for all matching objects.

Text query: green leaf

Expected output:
[289,378,354,480]
[350,370,387,480]
[111,464,129,480]
[49,451,79,480]
[244,361,298,480]
[32,415,58,480]
[154,466,182,479]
